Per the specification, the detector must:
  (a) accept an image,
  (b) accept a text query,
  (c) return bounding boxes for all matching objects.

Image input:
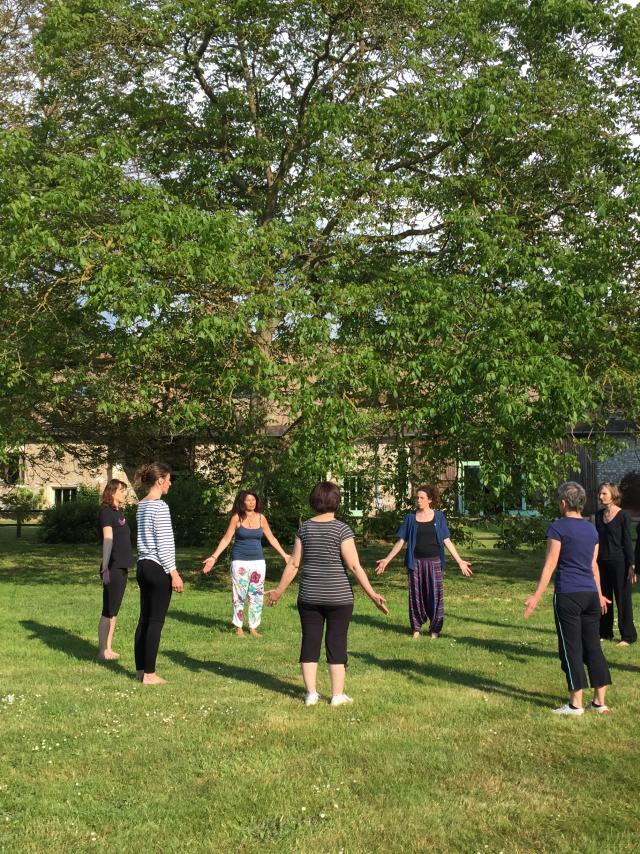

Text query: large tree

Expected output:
[1,0,639,504]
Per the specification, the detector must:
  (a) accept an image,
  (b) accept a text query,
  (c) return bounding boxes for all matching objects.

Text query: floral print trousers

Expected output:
[230,559,266,629]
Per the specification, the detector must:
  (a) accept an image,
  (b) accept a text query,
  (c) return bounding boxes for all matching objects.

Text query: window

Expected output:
[54,488,77,505]
[457,462,537,516]
[342,475,364,516]
[0,454,22,485]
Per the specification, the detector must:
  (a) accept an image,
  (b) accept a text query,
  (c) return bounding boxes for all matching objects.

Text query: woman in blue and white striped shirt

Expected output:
[134,462,184,684]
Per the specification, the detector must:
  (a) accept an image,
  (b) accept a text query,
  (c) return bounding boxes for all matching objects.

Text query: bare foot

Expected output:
[412,631,421,640]
[617,640,630,647]
[429,633,439,639]
[249,628,260,637]
[97,651,120,661]
[234,627,245,637]
[142,673,167,685]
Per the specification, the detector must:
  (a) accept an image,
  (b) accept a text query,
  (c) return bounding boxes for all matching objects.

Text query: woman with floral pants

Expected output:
[231,560,267,631]
[202,491,289,636]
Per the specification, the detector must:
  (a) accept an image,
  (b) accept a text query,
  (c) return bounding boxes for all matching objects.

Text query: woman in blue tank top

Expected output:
[202,491,290,636]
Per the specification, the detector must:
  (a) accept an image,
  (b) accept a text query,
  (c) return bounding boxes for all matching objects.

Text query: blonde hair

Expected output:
[597,481,621,506]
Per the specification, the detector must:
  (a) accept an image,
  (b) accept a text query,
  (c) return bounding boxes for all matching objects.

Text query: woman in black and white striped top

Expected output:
[266,481,388,706]
[134,462,184,685]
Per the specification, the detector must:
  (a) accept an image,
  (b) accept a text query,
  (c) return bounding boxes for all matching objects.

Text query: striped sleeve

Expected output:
[339,523,354,542]
[154,502,176,573]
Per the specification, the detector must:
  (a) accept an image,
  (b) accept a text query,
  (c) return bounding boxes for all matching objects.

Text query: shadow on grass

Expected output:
[164,650,300,698]
[351,613,409,636]
[168,608,230,633]
[351,651,560,709]
[447,612,558,635]
[19,620,132,678]
[0,558,99,585]
[453,635,556,663]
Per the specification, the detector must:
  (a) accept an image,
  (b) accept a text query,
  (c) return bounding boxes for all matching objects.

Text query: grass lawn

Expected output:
[1,525,639,853]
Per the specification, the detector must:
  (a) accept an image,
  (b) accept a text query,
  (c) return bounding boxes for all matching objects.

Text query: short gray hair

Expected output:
[557,481,586,512]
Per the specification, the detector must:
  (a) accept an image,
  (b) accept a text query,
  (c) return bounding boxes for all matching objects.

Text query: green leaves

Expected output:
[1,0,638,502]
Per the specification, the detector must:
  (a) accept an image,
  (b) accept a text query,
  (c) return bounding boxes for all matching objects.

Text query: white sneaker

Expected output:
[330,694,353,707]
[586,702,610,714]
[552,703,584,716]
[304,692,320,706]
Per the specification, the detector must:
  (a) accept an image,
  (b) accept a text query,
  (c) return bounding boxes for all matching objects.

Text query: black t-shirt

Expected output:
[99,507,134,568]
[414,520,440,559]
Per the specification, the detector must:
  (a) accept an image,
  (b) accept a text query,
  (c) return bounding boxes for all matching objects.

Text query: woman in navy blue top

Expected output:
[202,491,289,636]
[376,485,472,638]
[524,481,612,715]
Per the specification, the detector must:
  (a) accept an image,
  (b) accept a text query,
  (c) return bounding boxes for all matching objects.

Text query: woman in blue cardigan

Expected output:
[376,485,472,638]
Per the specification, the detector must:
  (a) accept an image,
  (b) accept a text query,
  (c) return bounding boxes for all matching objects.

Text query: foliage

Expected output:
[39,486,101,544]
[493,514,553,553]
[163,471,223,547]
[1,485,43,536]
[363,510,404,541]
[1,0,640,502]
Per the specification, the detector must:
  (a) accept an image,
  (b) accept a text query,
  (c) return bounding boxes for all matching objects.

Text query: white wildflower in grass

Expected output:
[319,813,326,819]
[1,694,16,704]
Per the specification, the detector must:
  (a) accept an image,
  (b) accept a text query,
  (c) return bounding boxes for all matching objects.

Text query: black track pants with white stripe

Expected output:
[553,591,611,692]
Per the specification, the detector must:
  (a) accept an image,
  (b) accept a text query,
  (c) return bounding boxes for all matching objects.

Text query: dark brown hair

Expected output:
[232,490,263,519]
[134,462,172,491]
[309,481,341,513]
[101,479,128,509]
[416,484,439,506]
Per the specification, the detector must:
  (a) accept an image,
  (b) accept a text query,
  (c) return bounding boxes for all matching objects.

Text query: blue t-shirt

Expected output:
[547,517,598,594]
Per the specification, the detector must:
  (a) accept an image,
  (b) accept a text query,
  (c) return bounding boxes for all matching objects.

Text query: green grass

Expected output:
[1,526,639,853]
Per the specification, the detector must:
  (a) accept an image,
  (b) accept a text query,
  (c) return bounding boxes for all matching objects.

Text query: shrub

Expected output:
[40,487,101,543]
[262,507,301,547]
[493,514,552,553]
[164,473,222,547]
[363,510,404,541]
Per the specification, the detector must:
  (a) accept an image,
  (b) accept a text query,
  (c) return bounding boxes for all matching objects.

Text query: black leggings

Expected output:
[298,600,353,665]
[134,560,172,674]
[554,591,612,692]
[101,567,129,618]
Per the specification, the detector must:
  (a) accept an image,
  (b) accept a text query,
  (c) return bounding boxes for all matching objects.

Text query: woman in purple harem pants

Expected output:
[376,486,472,638]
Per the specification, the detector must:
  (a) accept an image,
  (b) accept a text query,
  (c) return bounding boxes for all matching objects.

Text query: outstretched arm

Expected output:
[342,538,389,614]
[202,515,238,573]
[265,537,302,605]
[375,538,406,574]
[261,516,290,562]
[524,538,561,618]
[443,538,473,576]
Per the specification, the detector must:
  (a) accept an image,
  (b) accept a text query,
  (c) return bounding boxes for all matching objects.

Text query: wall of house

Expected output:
[594,438,640,486]
[0,445,133,508]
